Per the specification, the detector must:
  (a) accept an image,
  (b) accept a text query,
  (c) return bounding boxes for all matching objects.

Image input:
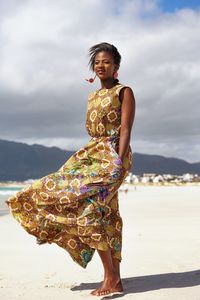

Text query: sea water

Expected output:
[0,186,25,215]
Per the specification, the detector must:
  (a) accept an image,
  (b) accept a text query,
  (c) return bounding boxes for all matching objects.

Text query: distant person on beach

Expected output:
[119,182,129,193]
[123,183,129,193]
[5,42,136,297]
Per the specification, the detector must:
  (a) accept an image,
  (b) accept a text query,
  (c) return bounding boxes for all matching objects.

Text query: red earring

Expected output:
[85,74,97,83]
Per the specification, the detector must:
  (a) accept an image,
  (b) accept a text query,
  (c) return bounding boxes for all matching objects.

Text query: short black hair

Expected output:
[88,42,121,71]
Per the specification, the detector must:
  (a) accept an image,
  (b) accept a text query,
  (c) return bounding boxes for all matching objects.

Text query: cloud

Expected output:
[0,0,199,163]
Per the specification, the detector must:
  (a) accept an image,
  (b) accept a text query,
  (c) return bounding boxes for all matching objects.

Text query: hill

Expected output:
[0,139,199,181]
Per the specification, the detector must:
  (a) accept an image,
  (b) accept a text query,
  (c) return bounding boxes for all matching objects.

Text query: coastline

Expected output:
[0,181,200,188]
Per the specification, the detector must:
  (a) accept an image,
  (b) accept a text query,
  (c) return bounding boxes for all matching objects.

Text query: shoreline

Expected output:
[0,181,200,188]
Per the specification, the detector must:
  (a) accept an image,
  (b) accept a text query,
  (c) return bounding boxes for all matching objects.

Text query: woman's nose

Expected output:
[98,61,104,67]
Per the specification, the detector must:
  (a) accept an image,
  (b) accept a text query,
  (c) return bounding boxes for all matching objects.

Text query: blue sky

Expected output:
[160,0,200,12]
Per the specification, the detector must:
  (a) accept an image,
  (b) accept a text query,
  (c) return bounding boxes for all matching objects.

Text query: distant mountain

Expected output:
[0,139,74,181]
[0,139,199,181]
[133,152,200,176]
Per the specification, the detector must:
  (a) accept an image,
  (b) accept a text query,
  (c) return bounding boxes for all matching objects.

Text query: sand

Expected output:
[1,185,200,299]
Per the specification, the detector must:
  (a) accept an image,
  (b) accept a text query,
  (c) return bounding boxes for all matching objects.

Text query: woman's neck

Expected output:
[100,78,117,89]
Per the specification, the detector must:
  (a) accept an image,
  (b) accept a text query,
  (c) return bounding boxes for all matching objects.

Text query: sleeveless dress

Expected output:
[5,83,133,268]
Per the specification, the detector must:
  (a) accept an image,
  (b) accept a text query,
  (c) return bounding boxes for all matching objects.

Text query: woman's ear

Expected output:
[114,64,118,72]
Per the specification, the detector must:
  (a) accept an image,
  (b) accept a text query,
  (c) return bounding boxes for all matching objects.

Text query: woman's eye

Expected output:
[94,61,110,66]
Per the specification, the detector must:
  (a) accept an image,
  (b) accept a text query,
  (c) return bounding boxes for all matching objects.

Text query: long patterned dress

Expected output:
[5,83,133,268]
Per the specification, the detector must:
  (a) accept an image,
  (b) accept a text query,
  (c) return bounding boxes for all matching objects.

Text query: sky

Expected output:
[0,0,200,163]
[159,0,200,12]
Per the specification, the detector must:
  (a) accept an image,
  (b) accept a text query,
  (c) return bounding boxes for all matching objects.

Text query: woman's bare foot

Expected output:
[90,249,123,296]
[91,274,123,296]
[94,275,123,296]
[90,283,102,295]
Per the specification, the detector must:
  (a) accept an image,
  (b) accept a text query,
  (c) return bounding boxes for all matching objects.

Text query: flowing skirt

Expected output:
[5,136,132,268]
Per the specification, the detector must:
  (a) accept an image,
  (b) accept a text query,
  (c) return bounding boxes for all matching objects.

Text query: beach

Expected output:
[1,185,200,299]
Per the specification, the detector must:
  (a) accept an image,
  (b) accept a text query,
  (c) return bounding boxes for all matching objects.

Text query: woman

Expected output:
[5,42,136,297]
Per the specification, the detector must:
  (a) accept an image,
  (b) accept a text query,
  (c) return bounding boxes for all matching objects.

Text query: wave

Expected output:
[0,190,21,195]
[0,187,24,195]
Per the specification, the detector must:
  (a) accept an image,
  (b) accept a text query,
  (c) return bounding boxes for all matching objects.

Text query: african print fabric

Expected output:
[5,83,133,268]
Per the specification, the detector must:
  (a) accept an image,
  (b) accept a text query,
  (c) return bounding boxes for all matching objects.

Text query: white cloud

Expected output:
[0,0,199,162]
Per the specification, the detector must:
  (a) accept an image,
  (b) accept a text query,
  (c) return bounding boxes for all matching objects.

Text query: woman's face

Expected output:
[93,51,117,81]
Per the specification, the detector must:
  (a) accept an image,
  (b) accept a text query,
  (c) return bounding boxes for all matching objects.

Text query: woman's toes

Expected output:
[90,288,100,295]
[96,289,111,296]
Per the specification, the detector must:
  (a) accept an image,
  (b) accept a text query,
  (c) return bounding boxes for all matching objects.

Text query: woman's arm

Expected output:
[118,87,136,161]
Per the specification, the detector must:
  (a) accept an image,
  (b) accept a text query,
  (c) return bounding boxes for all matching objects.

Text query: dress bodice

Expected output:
[85,84,126,138]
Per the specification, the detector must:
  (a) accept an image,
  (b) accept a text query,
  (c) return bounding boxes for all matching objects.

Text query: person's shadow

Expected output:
[71,269,200,299]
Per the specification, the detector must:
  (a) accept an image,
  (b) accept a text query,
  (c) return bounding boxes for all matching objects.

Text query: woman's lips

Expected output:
[97,70,105,75]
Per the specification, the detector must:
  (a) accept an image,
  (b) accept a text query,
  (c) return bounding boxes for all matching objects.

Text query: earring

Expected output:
[114,71,118,79]
[85,74,97,83]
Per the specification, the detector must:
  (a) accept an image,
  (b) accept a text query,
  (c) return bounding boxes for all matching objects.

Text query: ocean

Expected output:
[0,186,25,215]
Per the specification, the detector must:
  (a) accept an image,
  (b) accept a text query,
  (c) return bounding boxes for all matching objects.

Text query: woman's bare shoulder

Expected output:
[119,84,135,104]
